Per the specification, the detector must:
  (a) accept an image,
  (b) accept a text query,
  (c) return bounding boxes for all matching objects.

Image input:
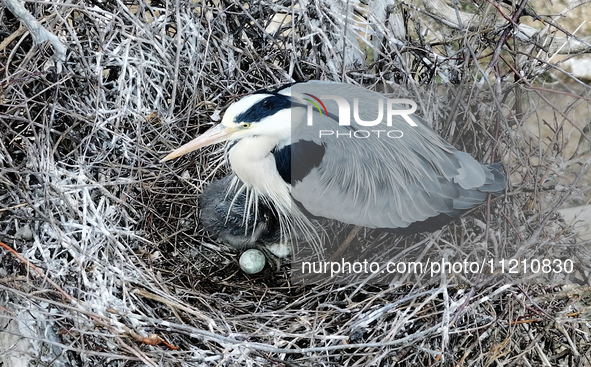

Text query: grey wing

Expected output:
[290,91,506,230]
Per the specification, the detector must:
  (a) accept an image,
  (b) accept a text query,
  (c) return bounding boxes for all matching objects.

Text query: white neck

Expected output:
[228,136,291,213]
[227,135,320,247]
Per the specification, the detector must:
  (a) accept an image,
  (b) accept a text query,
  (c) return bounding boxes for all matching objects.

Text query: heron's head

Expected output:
[161,92,295,162]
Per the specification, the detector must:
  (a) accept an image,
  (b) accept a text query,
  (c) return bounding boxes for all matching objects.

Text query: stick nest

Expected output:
[1,0,591,365]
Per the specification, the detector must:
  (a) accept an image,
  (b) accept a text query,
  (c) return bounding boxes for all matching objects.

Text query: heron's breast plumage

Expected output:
[228,136,292,217]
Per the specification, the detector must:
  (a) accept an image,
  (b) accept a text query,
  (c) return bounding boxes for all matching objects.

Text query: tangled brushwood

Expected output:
[1,0,591,365]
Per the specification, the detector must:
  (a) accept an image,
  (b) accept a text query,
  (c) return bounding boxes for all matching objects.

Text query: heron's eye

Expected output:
[241,122,251,129]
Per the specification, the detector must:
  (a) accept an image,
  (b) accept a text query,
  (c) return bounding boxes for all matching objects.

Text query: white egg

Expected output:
[266,243,291,258]
[239,249,266,274]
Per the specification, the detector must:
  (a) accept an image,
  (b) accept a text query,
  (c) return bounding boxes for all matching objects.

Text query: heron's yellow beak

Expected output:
[160,124,237,162]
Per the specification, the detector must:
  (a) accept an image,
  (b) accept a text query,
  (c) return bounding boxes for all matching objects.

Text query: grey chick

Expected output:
[199,175,283,250]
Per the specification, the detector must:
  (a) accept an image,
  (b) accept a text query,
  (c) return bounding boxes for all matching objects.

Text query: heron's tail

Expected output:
[478,163,507,195]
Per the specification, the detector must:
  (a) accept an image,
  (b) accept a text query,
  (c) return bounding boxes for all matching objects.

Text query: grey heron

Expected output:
[163,81,506,249]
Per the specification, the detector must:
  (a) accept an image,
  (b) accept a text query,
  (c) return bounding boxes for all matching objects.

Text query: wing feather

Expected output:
[288,82,506,232]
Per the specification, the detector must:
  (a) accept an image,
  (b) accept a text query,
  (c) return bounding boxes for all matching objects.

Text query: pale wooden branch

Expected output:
[420,0,591,54]
[1,0,67,71]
